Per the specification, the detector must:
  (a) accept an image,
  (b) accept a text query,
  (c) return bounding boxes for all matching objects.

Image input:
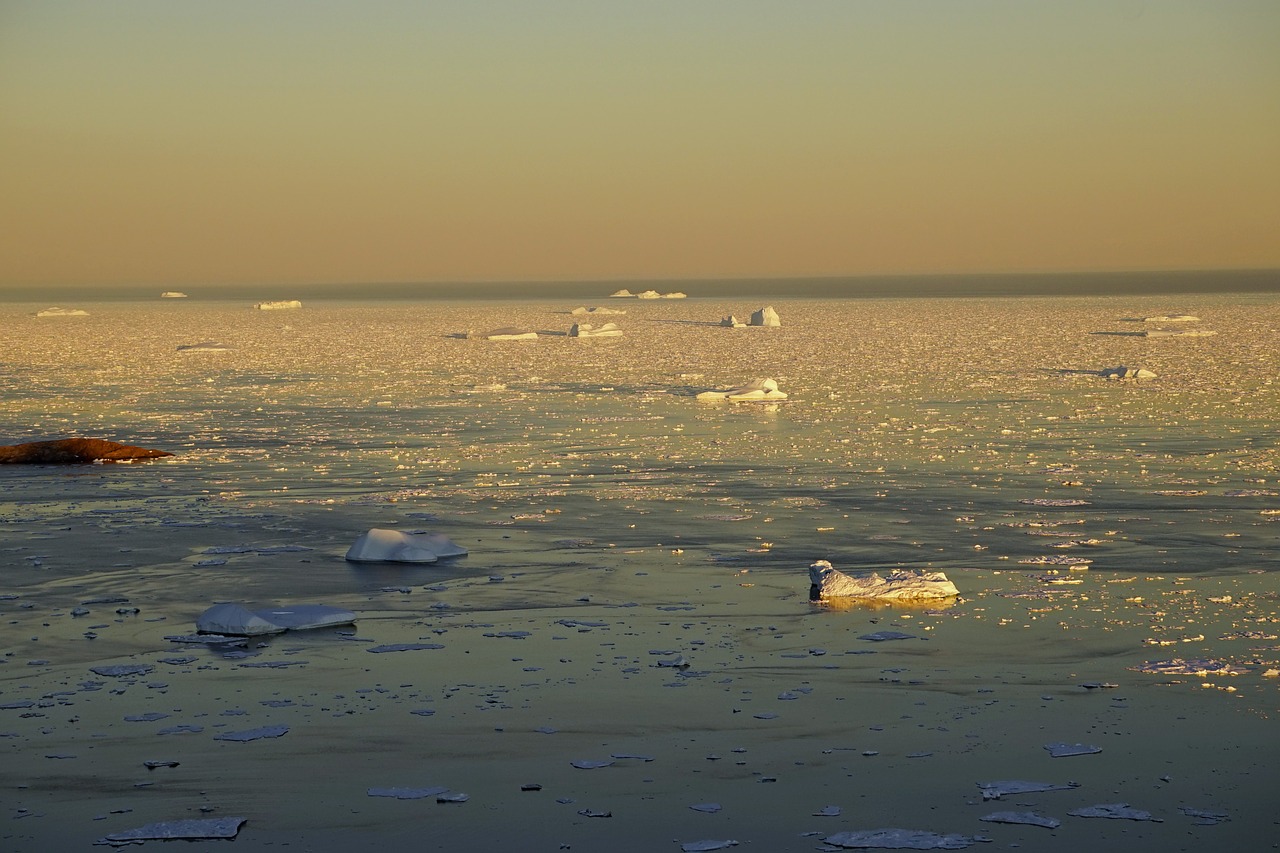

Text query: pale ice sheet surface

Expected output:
[2,293,1279,851]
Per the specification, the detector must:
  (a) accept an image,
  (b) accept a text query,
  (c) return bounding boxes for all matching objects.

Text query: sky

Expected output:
[1,1,1278,289]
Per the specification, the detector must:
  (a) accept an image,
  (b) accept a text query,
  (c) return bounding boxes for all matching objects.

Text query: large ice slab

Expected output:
[570,322,623,338]
[809,560,958,601]
[196,602,355,636]
[345,528,468,563]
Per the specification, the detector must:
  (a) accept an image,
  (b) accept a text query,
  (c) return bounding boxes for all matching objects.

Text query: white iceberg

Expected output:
[720,315,746,328]
[254,300,302,310]
[749,306,780,327]
[809,560,958,601]
[160,291,189,298]
[662,291,687,299]
[609,289,634,298]
[696,378,788,402]
[637,290,662,299]
[196,602,356,636]
[570,322,623,338]
[35,307,89,317]
[345,528,468,563]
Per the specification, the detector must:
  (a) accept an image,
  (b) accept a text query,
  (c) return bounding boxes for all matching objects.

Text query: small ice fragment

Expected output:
[213,724,289,742]
[570,759,614,769]
[157,724,204,735]
[367,786,450,799]
[124,712,170,722]
[681,841,739,852]
[143,761,180,769]
[814,805,842,816]
[859,631,918,642]
[346,528,467,563]
[1044,742,1101,757]
[367,643,445,653]
[611,753,654,761]
[577,808,611,817]
[90,664,154,677]
[979,811,1060,829]
[1179,806,1229,825]
[95,817,245,845]
[823,828,986,849]
[978,780,1079,801]
[437,792,468,803]
[1068,803,1162,822]
[690,803,722,813]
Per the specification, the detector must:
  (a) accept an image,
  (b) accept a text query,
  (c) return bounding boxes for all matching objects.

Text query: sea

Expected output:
[1,268,1278,850]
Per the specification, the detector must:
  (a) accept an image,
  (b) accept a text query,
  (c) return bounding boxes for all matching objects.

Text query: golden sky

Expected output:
[2,1,1277,288]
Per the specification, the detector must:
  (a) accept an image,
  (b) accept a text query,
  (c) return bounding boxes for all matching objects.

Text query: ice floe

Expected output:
[95,817,245,846]
[196,602,356,636]
[822,828,987,849]
[570,322,623,337]
[35,306,89,317]
[254,300,302,310]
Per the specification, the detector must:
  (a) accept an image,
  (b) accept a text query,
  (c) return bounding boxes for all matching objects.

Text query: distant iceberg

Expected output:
[35,307,89,317]
[484,327,538,341]
[749,306,781,327]
[160,291,188,298]
[570,322,623,338]
[177,341,232,352]
[1143,314,1199,323]
[570,306,625,315]
[662,291,687,299]
[609,289,634,298]
[636,290,662,299]
[254,300,302,310]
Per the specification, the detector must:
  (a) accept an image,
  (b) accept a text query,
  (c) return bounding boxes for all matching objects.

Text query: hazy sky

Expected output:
[2,1,1277,288]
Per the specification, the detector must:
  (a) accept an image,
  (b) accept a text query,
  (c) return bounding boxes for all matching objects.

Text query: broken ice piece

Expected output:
[1068,803,1162,821]
[1044,742,1102,757]
[94,817,245,845]
[577,808,611,817]
[1179,806,1229,825]
[690,803,722,813]
[681,841,739,852]
[345,529,467,563]
[521,784,543,792]
[823,828,986,849]
[437,792,469,803]
[858,631,918,642]
[570,759,614,769]
[978,780,1079,801]
[143,761,180,769]
[213,725,289,742]
[1079,682,1119,689]
[813,805,842,817]
[366,643,445,653]
[979,811,1060,829]
[367,786,450,799]
[89,664,154,677]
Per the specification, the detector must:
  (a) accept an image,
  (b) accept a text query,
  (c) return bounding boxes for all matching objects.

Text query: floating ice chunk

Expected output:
[810,561,958,601]
[1019,498,1090,506]
[822,828,986,849]
[1129,658,1248,676]
[570,322,623,337]
[1044,742,1101,757]
[695,378,788,402]
[1143,328,1215,337]
[1179,806,1229,825]
[571,305,625,315]
[978,780,1079,801]
[177,341,232,352]
[858,631,918,641]
[95,817,245,845]
[749,306,780,327]
[214,724,289,742]
[367,643,445,653]
[89,664,155,677]
[195,602,355,636]
[637,290,661,299]
[1100,365,1157,380]
[484,327,538,340]
[609,289,633,297]
[368,786,450,799]
[254,300,302,310]
[345,529,468,563]
[160,291,188,298]
[1143,314,1199,323]
[1068,803,1162,822]
[979,811,1060,829]
[36,306,89,317]
[720,315,746,328]
[690,803,722,813]
[681,841,738,852]
[570,759,614,769]
[662,291,687,298]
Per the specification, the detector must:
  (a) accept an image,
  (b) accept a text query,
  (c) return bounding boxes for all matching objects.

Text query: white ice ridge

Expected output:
[695,378,788,402]
[254,300,302,310]
[35,306,89,317]
[809,560,959,601]
[345,528,469,563]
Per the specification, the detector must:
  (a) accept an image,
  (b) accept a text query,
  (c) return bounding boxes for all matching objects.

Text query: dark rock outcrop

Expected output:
[0,438,174,464]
